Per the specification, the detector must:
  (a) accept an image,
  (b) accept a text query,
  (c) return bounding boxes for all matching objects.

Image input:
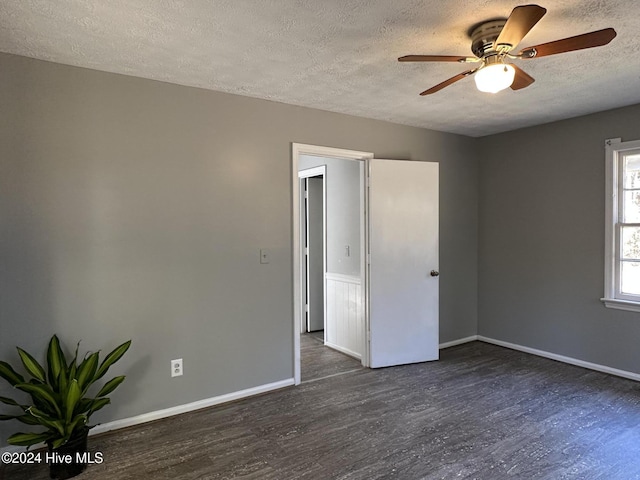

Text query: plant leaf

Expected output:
[51,438,65,449]
[96,376,126,398]
[0,361,25,386]
[7,432,51,447]
[26,407,65,436]
[15,383,62,418]
[95,340,131,380]
[64,379,82,425]
[87,397,110,416]
[46,335,67,389]
[57,369,68,404]
[72,341,81,368]
[66,341,80,382]
[75,398,93,414]
[0,396,25,408]
[13,414,42,426]
[0,414,22,421]
[69,361,77,383]
[53,414,88,449]
[76,351,99,391]
[16,347,46,383]
[31,393,55,416]
[66,414,87,437]
[0,414,41,425]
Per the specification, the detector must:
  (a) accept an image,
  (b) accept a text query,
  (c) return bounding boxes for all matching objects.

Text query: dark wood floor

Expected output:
[301,331,363,382]
[4,341,640,479]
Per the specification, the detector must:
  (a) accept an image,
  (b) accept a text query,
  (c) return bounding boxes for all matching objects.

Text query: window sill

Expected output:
[601,297,640,312]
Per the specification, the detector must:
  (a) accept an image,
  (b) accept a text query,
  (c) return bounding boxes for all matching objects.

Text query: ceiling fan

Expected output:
[398,4,616,95]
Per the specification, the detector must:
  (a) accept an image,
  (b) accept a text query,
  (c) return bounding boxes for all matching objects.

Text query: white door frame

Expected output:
[298,166,327,335]
[292,143,373,385]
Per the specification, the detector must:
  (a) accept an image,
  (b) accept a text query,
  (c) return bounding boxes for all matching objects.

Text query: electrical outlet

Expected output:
[171,358,183,377]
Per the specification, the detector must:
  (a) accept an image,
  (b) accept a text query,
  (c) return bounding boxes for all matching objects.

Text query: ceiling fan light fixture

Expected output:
[399,5,616,96]
[474,63,515,93]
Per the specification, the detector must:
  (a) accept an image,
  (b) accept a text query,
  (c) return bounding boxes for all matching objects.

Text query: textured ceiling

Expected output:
[1,0,639,137]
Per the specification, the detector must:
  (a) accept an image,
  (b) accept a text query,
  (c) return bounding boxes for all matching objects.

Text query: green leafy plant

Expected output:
[0,335,131,449]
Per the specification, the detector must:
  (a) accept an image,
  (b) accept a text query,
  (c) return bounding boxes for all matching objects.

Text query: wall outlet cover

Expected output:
[171,358,183,377]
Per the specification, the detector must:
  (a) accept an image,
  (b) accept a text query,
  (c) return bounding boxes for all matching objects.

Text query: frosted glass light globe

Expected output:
[474,63,516,93]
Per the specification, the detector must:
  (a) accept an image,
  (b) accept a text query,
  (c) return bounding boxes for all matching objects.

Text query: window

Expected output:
[603,138,640,311]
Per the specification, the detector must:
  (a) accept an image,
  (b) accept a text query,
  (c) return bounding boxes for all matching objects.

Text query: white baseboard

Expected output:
[1,378,294,453]
[325,341,361,360]
[91,378,294,435]
[478,336,640,382]
[5,337,637,452]
[324,272,361,284]
[437,335,640,382]
[439,335,478,349]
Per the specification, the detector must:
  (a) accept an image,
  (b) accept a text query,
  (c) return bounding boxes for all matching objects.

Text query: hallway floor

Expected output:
[300,332,363,382]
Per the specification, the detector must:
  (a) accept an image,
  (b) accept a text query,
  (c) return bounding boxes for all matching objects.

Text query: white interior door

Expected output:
[368,159,439,368]
[306,176,325,332]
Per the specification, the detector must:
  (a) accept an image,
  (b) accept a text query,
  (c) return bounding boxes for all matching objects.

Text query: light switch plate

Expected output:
[260,248,269,264]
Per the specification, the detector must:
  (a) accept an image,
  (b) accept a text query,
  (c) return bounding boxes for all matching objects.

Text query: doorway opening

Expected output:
[292,144,441,384]
[292,144,373,385]
[299,168,326,338]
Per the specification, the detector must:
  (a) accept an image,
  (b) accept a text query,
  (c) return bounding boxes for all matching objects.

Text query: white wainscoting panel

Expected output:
[325,273,363,359]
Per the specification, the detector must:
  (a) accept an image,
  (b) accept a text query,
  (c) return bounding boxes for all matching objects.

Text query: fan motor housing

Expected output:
[470,20,507,57]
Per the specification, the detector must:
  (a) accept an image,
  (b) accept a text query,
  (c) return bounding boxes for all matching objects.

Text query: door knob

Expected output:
[430,270,439,277]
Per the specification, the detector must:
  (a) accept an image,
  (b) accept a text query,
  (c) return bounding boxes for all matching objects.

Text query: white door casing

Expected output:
[292,145,439,383]
[293,145,371,385]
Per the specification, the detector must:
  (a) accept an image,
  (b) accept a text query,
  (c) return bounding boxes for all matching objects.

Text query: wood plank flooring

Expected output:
[301,332,363,382]
[3,341,640,479]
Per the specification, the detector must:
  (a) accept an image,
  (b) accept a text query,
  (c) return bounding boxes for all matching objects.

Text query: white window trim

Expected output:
[602,137,640,312]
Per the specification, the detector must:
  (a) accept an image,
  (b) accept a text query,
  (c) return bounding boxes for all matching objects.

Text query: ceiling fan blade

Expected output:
[399,55,476,63]
[518,28,617,58]
[510,64,535,90]
[495,4,547,51]
[420,69,477,96]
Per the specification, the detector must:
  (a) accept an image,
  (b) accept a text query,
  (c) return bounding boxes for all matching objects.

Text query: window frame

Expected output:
[602,137,640,312]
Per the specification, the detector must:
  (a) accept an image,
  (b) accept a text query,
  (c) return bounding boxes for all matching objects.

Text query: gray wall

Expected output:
[0,52,479,446]
[478,104,640,374]
[299,155,362,277]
